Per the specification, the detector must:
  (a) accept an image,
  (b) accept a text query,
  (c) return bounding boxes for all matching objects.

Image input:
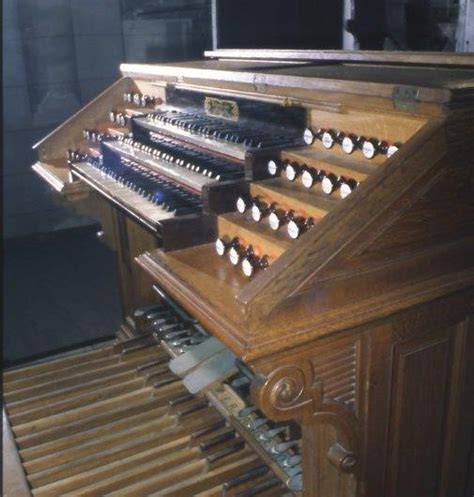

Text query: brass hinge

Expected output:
[392,86,420,111]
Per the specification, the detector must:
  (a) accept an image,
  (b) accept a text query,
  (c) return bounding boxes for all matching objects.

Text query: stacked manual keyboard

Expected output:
[110,136,243,185]
[66,89,305,240]
[133,109,304,160]
[70,150,203,231]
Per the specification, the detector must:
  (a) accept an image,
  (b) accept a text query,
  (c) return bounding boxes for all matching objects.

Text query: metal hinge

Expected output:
[392,86,420,111]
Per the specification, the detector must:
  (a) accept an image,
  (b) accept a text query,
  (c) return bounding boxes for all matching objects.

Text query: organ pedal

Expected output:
[4,297,303,497]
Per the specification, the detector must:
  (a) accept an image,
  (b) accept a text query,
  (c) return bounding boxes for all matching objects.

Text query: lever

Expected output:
[223,466,269,490]
[238,406,258,418]
[257,426,286,442]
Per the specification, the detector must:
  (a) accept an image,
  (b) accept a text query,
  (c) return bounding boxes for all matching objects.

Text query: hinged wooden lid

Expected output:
[122,50,474,106]
[204,49,474,68]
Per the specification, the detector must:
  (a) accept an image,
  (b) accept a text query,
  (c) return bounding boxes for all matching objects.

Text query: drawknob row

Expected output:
[82,128,110,143]
[215,236,270,278]
[109,111,129,127]
[303,126,400,159]
[123,92,157,107]
[267,158,359,199]
[236,194,315,240]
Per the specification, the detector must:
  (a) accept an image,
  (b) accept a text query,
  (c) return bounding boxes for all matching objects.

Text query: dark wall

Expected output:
[216,0,343,49]
[3,0,212,239]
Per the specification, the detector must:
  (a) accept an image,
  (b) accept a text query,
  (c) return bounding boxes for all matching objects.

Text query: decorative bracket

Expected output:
[253,360,359,472]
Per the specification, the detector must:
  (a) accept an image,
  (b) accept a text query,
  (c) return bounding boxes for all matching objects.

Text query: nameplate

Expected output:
[204,97,239,122]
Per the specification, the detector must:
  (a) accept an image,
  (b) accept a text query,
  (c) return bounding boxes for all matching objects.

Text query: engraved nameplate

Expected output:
[205,96,239,122]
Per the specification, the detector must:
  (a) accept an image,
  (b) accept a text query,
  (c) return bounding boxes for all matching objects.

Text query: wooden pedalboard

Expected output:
[3,331,299,497]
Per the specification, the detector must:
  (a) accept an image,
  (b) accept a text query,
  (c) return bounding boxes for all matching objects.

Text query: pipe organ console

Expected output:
[4,50,474,497]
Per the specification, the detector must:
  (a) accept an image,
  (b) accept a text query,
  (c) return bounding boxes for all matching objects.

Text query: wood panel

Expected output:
[385,336,451,496]
[69,192,121,252]
[113,212,158,317]
[438,317,474,497]
[302,422,356,497]
[386,323,472,497]
[355,313,474,497]
[125,216,159,309]
[352,161,474,260]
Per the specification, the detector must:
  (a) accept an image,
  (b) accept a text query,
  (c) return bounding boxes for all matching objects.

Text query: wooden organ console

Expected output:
[4,50,474,497]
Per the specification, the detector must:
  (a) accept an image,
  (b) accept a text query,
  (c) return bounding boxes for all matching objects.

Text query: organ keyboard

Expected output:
[71,160,192,229]
[6,49,474,497]
[133,108,304,160]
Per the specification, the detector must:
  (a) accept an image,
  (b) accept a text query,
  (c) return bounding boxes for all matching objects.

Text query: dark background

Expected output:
[3,0,212,239]
[215,0,342,49]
